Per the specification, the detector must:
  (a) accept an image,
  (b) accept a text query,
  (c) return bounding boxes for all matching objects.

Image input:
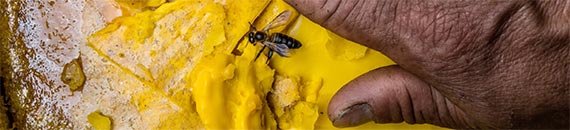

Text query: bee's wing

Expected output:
[261,10,292,32]
[262,41,290,57]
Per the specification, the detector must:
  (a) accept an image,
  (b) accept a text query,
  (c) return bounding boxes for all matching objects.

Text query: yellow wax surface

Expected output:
[85,0,444,129]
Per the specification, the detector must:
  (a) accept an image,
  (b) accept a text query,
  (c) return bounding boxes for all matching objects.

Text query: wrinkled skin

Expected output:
[285,0,569,129]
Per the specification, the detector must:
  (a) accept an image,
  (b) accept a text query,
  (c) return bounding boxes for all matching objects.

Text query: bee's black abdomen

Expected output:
[273,34,283,43]
[272,33,302,49]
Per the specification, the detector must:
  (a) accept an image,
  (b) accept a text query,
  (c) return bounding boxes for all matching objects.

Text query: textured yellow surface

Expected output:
[84,0,444,129]
[87,0,278,129]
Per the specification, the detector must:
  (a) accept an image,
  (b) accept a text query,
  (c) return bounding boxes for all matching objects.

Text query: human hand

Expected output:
[284,0,569,129]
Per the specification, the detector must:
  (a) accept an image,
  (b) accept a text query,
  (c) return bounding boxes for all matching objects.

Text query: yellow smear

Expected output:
[189,54,235,129]
[87,112,112,130]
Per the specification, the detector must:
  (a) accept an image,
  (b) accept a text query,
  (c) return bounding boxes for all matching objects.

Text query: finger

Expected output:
[328,65,478,128]
[284,0,387,50]
[284,0,514,62]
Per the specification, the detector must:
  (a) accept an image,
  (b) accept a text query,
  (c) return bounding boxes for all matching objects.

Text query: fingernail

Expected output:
[331,103,375,127]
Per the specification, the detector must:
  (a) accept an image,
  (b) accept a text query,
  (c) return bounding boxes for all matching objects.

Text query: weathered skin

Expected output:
[284,0,569,129]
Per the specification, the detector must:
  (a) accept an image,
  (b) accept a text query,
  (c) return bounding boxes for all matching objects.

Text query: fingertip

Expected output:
[330,103,375,127]
[328,66,410,127]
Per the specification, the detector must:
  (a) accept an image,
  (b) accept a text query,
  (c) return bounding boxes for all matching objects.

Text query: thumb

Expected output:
[328,65,477,128]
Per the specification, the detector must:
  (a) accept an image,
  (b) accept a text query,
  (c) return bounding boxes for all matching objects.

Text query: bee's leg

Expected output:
[266,50,274,64]
[249,22,257,30]
[254,45,266,61]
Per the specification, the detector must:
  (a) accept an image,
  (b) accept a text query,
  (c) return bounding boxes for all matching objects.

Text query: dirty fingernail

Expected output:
[331,103,375,127]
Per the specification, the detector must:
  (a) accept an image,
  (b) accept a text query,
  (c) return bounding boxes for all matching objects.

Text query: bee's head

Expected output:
[248,32,256,43]
[247,22,266,44]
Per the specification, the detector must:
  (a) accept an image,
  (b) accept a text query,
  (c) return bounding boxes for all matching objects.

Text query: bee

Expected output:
[246,10,302,63]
